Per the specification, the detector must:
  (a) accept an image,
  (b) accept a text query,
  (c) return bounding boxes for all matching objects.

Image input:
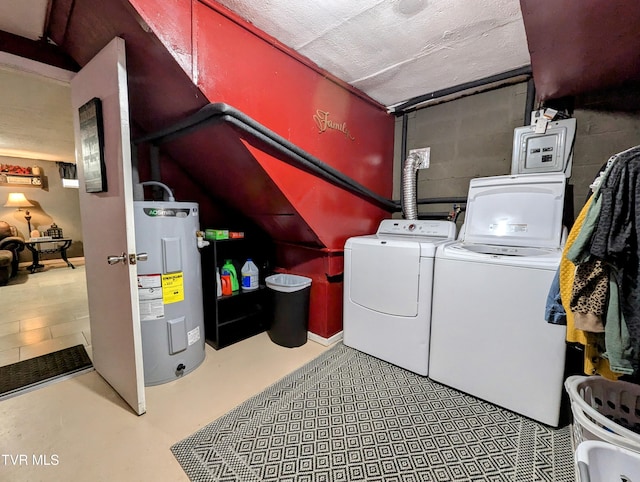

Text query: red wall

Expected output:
[128,0,396,338]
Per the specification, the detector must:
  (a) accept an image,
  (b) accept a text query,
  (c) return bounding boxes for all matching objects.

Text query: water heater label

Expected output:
[138,274,164,320]
[162,272,184,304]
[187,326,200,346]
[143,207,192,218]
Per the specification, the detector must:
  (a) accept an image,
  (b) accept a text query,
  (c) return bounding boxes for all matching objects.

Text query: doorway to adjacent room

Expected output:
[0,257,90,369]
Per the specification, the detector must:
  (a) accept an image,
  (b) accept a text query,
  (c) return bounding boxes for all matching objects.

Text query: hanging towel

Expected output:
[602,270,638,375]
[569,259,607,333]
[565,153,612,333]
[545,269,566,325]
[560,198,592,346]
[589,146,640,343]
[559,196,620,379]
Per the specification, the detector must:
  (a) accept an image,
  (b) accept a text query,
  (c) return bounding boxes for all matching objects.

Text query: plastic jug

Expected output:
[222,259,239,291]
[241,258,259,291]
[220,270,233,296]
[216,268,222,297]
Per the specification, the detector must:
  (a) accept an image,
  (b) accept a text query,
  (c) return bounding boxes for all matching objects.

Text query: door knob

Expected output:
[107,253,127,265]
[128,252,148,264]
[108,252,148,265]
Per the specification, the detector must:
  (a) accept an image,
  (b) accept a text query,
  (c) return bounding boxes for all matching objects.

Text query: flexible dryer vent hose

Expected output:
[402,153,420,220]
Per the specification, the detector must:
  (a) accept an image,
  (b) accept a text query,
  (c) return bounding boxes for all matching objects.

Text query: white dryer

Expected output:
[429,173,567,427]
[343,219,456,376]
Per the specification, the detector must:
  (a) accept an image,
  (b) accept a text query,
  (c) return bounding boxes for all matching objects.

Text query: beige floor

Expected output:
[0,261,330,481]
[0,258,90,367]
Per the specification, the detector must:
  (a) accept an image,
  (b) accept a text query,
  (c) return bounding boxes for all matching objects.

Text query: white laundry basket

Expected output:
[576,440,640,482]
[565,375,640,453]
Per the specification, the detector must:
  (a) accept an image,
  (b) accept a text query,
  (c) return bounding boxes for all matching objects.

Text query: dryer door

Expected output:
[349,238,421,317]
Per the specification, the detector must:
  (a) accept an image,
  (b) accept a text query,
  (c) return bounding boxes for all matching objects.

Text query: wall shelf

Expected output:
[0,173,43,188]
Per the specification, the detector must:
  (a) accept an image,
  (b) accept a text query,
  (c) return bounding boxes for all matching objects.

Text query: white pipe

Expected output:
[402,153,420,220]
[196,232,210,248]
[140,181,175,202]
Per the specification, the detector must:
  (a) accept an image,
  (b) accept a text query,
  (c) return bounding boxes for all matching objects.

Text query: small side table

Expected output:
[25,238,75,273]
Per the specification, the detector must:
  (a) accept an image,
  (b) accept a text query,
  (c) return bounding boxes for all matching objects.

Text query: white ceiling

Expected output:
[0,0,530,109]
[214,0,531,108]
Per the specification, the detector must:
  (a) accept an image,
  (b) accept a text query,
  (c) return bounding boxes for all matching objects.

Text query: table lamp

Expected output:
[4,192,35,233]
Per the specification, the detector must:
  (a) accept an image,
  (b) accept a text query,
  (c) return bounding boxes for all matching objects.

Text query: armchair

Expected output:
[0,221,25,285]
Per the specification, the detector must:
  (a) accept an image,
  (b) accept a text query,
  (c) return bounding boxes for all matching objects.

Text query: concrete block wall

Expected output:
[394,81,640,226]
[570,85,640,218]
[394,82,528,221]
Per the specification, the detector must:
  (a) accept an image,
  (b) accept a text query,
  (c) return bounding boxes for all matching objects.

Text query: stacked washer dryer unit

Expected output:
[343,219,456,376]
[429,172,567,427]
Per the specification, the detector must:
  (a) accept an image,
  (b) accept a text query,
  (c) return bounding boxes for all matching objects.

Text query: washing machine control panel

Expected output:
[377,219,456,238]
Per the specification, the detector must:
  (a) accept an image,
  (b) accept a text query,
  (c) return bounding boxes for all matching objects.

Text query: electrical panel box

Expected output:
[511,118,576,178]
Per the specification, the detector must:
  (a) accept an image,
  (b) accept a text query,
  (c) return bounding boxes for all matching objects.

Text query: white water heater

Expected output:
[134,201,205,386]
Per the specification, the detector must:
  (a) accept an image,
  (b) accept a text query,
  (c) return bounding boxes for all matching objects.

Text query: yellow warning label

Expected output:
[162,272,184,304]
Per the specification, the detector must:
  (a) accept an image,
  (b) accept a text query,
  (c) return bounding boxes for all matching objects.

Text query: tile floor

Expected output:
[0,258,90,368]
[0,262,329,481]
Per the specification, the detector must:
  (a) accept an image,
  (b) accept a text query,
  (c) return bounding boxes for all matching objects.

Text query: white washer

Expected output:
[343,219,456,375]
[429,173,567,427]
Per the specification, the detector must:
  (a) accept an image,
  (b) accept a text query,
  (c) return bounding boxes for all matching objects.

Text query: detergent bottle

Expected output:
[241,258,259,291]
[216,267,222,297]
[220,269,233,296]
[222,259,239,291]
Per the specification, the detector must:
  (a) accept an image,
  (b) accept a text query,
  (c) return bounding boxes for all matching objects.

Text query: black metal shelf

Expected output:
[202,237,273,349]
[216,285,265,301]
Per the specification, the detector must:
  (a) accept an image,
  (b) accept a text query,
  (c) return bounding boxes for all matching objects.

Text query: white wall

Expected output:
[0,56,82,260]
[0,156,83,260]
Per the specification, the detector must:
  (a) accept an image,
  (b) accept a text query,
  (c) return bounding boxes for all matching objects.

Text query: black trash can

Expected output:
[266,274,312,347]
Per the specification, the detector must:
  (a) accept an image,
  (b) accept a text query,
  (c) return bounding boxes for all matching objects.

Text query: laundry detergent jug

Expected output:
[222,259,239,291]
[220,269,233,296]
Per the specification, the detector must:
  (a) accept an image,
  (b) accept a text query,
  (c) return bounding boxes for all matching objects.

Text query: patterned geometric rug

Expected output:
[172,343,575,481]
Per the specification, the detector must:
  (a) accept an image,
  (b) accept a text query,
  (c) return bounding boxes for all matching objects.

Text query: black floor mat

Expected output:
[0,344,93,398]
